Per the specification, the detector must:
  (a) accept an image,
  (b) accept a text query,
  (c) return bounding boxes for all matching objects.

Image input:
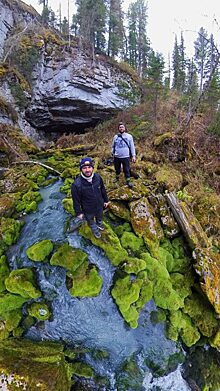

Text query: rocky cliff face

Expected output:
[26,47,140,133]
[0,0,140,136]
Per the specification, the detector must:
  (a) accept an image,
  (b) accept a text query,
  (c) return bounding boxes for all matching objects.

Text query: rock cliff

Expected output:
[0,0,140,136]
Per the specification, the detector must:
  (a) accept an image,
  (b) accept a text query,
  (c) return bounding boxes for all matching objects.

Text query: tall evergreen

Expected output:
[76,0,107,53]
[127,0,149,75]
[172,34,186,93]
[107,0,125,58]
[194,27,210,92]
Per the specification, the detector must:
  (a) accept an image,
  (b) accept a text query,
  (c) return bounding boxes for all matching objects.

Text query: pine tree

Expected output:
[76,0,107,53]
[172,34,186,93]
[194,27,210,92]
[107,0,125,58]
[127,0,149,75]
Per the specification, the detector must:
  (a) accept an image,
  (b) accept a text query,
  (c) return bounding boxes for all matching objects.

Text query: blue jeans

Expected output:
[85,210,103,234]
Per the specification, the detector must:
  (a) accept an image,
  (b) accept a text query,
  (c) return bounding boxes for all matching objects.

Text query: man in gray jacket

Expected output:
[112,122,136,188]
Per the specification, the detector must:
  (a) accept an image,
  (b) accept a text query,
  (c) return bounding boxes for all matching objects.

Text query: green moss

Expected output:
[0,255,10,293]
[28,302,51,321]
[120,231,144,253]
[167,310,201,347]
[130,198,164,258]
[123,257,147,274]
[68,261,102,297]
[108,201,131,221]
[71,361,94,378]
[79,222,128,266]
[50,243,88,272]
[111,275,144,328]
[5,268,42,299]
[26,239,53,262]
[113,222,132,238]
[0,338,72,391]
[62,197,75,215]
[155,166,183,191]
[0,217,23,246]
[183,293,218,337]
[0,309,23,340]
[153,132,173,146]
[16,190,42,213]
[0,293,28,315]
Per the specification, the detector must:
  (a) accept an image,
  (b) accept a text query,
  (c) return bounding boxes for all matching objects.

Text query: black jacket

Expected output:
[71,173,108,216]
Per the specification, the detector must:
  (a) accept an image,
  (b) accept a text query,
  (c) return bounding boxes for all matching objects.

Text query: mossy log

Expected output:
[165,192,210,250]
[12,160,61,175]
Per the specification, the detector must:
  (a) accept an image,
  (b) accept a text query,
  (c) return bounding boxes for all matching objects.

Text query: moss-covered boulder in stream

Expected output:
[68,260,102,297]
[5,268,42,299]
[26,239,53,262]
[0,339,73,391]
[120,231,145,254]
[111,274,153,328]
[0,293,28,315]
[16,190,42,213]
[79,221,128,266]
[0,217,23,255]
[50,242,87,271]
[28,301,51,321]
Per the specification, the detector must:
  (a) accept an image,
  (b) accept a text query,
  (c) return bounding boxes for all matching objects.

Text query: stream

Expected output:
[7,180,192,390]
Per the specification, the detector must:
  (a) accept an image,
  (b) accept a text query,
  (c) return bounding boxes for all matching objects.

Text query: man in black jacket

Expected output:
[71,157,109,239]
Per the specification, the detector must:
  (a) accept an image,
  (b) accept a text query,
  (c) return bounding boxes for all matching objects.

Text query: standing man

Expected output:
[112,122,136,188]
[71,157,109,239]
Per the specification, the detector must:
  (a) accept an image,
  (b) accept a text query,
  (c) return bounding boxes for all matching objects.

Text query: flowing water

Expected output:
[7,180,192,390]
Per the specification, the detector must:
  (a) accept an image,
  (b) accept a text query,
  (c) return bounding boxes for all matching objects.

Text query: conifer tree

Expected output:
[194,27,210,92]
[107,0,125,58]
[76,0,107,53]
[127,0,149,75]
[172,34,186,93]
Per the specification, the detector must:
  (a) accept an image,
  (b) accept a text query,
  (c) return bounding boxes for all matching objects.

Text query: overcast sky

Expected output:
[23,0,220,60]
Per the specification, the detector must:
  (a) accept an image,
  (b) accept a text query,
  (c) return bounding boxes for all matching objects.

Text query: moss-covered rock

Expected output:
[0,309,23,340]
[50,243,88,272]
[62,197,75,215]
[0,338,73,391]
[0,255,10,293]
[16,190,42,213]
[5,268,42,299]
[68,260,102,297]
[113,222,132,238]
[167,310,201,347]
[71,361,94,378]
[122,257,147,274]
[157,194,180,238]
[130,197,164,257]
[0,193,21,217]
[155,166,183,192]
[111,274,152,328]
[193,248,220,314]
[79,221,128,266]
[28,302,51,321]
[120,231,144,253]
[108,201,131,221]
[0,217,23,247]
[183,293,218,337]
[26,239,53,262]
[0,293,28,315]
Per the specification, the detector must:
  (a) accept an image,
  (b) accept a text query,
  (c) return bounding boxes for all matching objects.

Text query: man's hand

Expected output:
[104,202,109,208]
[132,156,136,163]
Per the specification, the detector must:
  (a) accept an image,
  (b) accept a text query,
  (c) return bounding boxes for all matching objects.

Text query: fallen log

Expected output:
[165,192,210,249]
[12,160,61,176]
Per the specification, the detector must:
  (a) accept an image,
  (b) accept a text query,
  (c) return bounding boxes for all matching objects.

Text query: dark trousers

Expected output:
[85,209,103,234]
[114,157,130,180]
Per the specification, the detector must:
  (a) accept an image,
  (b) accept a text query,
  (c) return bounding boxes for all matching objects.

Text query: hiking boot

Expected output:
[126,181,133,188]
[93,230,101,239]
[97,223,104,230]
[113,177,119,183]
